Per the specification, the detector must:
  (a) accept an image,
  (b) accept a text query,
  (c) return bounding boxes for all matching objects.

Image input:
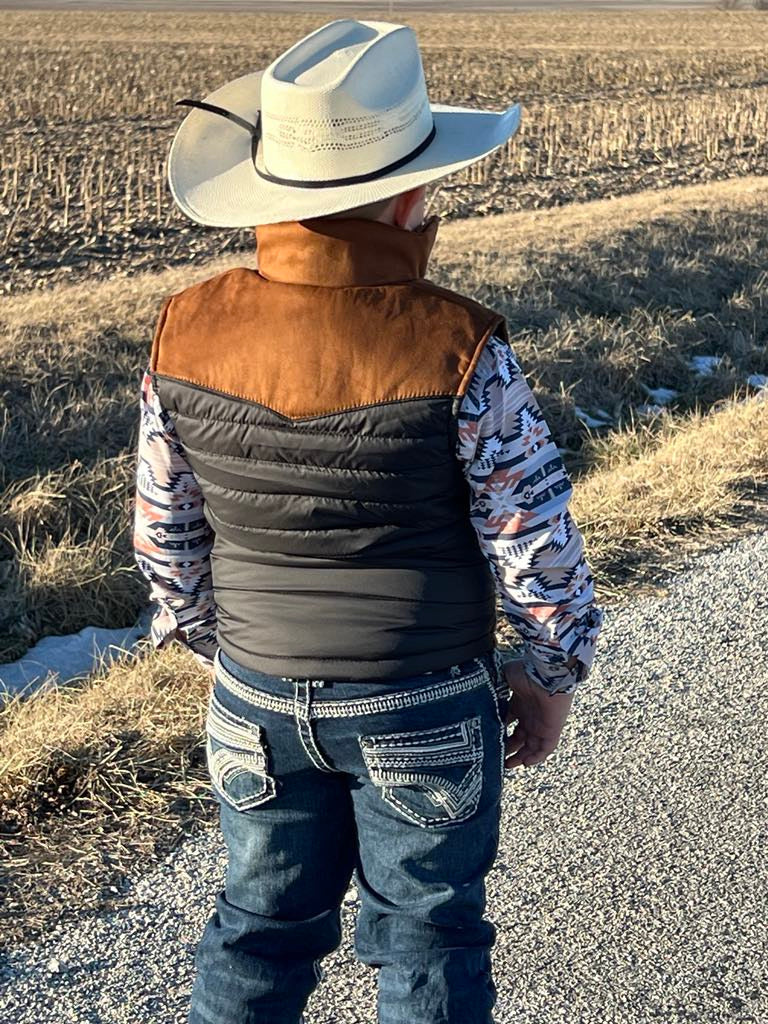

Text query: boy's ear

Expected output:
[392,186,427,230]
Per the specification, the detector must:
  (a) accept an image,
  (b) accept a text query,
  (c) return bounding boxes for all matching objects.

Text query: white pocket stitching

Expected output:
[206,693,277,812]
[359,717,484,828]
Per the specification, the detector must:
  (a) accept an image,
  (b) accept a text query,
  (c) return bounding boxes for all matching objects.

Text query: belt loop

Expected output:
[293,679,310,720]
[293,679,336,773]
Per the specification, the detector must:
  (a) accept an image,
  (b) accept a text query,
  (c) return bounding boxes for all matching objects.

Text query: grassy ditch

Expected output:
[0,644,213,949]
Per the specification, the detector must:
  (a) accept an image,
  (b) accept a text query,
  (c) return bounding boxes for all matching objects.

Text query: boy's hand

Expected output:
[501,659,575,769]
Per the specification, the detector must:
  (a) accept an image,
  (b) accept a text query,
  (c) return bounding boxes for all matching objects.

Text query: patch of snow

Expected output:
[636,403,665,418]
[574,406,613,429]
[747,373,768,390]
[688,355,722,376]
[0,607,152,700]
[643,386,679,405]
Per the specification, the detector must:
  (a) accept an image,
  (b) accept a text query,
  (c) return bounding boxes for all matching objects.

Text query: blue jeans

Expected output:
[188,646,511,1024]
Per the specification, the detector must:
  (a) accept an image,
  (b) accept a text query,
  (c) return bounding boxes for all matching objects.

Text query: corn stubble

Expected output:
[3,10,768,291]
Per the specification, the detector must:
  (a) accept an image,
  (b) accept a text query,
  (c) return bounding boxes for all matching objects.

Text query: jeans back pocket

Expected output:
[359,716,483,829]
[206,691,277,812]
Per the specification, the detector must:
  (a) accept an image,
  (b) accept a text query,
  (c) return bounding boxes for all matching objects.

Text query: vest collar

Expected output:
[254,214,440,287]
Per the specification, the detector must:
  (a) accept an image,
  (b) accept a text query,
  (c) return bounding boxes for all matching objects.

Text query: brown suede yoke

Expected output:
[150,216,505,422]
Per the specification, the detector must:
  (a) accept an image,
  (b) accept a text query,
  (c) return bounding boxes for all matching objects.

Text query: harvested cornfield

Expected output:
[3,8,768,290]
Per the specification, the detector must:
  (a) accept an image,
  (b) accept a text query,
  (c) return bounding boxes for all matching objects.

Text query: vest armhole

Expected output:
[415,278,508,400]
[492,319,510,344]
[456,313,507,399]
[149,296,174,374]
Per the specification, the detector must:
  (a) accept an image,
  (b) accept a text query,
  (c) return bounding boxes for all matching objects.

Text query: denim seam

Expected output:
[312,671,489,716]
[376,762,484,828]
[205,733,277,813]
[387,782,481,825]
[372,768,482,805]
[207,693,268,762]
[360,718,484,827]
[297,719,337,773]
[483,672,507,782]
[360,719,476,748]
[363,751,481,768]
[207,744,277,810]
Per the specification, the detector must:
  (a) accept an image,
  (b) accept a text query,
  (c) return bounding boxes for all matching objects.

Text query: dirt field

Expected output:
[3,7,767,291]
[0,2,716,11]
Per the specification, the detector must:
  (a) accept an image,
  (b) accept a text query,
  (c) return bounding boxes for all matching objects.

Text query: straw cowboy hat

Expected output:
[168,18,522,227]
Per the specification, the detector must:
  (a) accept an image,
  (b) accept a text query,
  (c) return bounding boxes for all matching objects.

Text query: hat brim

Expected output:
[168,70,522,227]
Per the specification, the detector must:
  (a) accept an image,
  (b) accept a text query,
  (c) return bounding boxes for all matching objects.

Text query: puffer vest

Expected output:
[150,214,508,681]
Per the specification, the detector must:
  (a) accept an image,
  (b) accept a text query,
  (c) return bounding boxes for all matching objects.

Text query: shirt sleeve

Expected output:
[456,333,604,696]
[132,364,218,672]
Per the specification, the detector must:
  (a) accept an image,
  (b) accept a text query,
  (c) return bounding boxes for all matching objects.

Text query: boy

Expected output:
[133,19,603,1024]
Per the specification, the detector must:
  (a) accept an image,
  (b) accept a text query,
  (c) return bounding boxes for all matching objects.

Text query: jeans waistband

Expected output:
[213,648,497,719]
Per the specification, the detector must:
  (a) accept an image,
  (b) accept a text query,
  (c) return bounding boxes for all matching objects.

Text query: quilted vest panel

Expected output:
[150,218,507,681]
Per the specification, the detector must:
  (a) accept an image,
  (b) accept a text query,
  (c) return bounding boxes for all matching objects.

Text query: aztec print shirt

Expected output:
[133,334,605,695]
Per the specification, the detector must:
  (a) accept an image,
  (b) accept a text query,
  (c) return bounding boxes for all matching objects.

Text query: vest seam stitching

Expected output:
[206,506,443,533]
[457,317,506,398]
[206,487,436,509]
[149,297,173,374]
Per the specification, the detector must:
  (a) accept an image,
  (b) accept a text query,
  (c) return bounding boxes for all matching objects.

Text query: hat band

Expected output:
[176,98,263,164]
[254,121,437,189]
[175,97,436,191]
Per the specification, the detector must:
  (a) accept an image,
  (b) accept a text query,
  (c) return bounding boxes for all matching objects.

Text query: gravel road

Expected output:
[1,529,766,1024]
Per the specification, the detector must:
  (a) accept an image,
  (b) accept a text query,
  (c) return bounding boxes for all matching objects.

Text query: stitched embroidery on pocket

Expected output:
[206,692,277,812]
[359,716,484,828]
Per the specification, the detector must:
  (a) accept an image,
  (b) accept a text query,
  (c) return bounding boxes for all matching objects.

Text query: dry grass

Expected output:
[0,642,213,950]
[0,454,144,657]
[434,177,768,470]
[574,393,768,599]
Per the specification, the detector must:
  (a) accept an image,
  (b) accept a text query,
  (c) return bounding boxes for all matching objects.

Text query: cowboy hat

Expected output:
[168,18,522,227]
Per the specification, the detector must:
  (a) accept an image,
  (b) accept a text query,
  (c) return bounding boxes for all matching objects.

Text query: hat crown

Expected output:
[257,20,434,185]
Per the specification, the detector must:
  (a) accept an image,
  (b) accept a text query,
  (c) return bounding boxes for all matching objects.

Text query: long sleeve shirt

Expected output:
[133,333,604,695]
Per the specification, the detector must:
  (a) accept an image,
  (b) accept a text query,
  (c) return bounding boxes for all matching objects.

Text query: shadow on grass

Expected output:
[434,206,768,463]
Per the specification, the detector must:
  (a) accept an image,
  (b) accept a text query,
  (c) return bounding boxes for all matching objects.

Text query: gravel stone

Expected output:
[1,529,766,1023]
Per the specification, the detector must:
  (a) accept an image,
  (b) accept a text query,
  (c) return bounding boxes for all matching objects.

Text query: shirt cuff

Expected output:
[148,606,218,672]
[193,650,217,674]
[522,652,585,696]
[521,604,605,696]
